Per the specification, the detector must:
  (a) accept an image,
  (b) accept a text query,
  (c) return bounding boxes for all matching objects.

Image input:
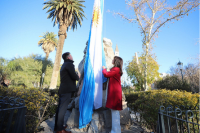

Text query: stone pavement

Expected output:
[67,122,149,133]
[121,122,149,133]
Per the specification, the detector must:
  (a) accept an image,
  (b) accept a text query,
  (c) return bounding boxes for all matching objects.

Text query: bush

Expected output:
[155,75,191,92]
[125,89,199,132]
[43,88,59,118]
[0,86,59,133]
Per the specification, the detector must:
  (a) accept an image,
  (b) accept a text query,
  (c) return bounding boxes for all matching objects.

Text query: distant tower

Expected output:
[115,44,119,56]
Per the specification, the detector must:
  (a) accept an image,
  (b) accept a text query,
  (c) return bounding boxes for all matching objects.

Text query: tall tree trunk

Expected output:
[144,43,149,91]
[49,24,67,89]
[45,52,49,60]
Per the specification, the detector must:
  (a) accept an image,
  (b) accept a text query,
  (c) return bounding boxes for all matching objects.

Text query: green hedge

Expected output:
[125,89,199,132]
[0,86,59,133]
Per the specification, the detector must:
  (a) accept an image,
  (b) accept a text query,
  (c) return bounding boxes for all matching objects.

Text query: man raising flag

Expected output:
[79,0,106,129]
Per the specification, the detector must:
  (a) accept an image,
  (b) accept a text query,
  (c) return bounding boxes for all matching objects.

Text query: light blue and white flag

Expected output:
[79,0,106,129]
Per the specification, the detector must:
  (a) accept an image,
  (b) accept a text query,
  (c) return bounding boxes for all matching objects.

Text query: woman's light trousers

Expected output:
[111,109,121,133]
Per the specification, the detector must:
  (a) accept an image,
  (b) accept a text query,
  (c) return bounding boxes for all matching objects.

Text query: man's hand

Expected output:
[102,66,106,69]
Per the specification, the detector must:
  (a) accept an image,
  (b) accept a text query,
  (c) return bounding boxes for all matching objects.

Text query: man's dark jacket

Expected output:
[58,59,79,95]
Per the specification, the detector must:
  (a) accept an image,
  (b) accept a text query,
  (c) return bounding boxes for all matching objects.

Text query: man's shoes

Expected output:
[56,130,71,133]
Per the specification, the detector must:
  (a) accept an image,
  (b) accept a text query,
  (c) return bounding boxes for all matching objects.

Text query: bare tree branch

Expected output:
[147,0,153,11]
[108,10,136,23]
[150,5,197,40]
[111,0,199,91]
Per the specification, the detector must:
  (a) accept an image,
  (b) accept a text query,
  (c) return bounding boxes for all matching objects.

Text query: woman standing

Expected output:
[102,56,123,133]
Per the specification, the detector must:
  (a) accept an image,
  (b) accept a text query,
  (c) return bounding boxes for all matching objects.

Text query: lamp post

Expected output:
[177,61,183,82]
[41,73,45,89]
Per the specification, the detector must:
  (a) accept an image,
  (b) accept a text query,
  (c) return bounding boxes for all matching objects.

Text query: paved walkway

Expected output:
[39,113,152,133]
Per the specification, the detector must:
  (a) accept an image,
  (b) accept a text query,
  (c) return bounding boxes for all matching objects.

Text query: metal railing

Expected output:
[0,96,27,133]
[157,105,199,133]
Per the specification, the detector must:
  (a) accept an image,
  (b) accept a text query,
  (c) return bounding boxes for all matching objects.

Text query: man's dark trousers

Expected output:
[54,93,71,131]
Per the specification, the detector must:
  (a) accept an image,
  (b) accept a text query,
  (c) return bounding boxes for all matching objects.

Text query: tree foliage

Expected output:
[0,58,10,82]
[0,57,22,83]
[155,75,191,92]
[126,55,160,91]
[38,31,58,88]
[167,63,199,92]
[1,55,60,88]
[43,0,86,29]
[38,32,58,59]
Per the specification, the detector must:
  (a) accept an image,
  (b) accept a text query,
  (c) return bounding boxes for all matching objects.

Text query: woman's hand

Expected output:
[102,66,106,69]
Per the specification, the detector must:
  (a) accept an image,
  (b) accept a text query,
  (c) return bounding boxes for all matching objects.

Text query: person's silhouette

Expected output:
[1,81,8,87]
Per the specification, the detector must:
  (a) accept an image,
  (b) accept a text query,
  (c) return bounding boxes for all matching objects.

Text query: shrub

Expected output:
[125,89,199,132]
[122,85,134,94]
[0,86,58,133]
[155,75,191,92]
[43,88,59,118]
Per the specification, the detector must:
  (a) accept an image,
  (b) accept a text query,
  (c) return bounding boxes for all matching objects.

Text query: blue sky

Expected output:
[0,0,199,74]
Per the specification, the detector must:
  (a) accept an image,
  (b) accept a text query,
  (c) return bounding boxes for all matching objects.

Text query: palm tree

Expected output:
[43,0,86,89]
[38,32,58,88]
[38,32,58,60]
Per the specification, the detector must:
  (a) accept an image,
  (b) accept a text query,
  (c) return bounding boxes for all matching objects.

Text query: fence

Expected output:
[0,96,27,133]
[157,105,199,133]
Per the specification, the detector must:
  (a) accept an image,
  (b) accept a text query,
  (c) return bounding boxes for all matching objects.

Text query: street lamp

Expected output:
[40,73,45,89]
[177,61,183,82]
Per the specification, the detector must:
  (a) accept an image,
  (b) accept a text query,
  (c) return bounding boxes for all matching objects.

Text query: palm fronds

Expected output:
[43,0,86,31]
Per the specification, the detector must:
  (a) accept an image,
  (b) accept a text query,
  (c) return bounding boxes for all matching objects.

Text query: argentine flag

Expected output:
[79,0,106,129]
